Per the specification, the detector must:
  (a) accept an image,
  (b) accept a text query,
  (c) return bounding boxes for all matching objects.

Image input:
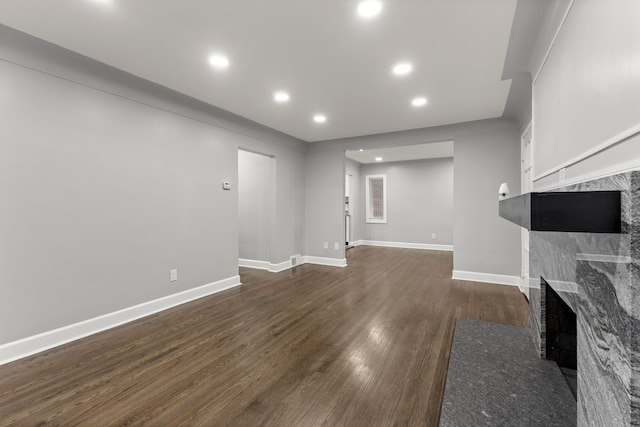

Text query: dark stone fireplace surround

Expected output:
[500,171,640,426]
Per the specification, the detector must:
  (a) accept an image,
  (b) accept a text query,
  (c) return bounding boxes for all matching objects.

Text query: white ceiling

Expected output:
[0,0,517,143]
[346,141,453,164]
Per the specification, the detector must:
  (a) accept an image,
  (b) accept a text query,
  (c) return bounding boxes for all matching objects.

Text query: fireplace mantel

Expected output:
[498,191,622,233]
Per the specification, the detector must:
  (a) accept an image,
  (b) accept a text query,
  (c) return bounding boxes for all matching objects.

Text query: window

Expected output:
[366,174,387,223]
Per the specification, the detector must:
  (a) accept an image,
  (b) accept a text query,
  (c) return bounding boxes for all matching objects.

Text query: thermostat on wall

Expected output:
[222,181,232,190]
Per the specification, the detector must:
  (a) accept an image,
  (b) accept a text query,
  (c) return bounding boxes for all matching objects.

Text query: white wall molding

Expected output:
[240,254,346,271]
[532,0,575,85]
[238,258,271,270]
[0,275,241,366]
[269,259,293,273]
[534,161,640,192]
[239,256,300,273]
[533,123,640,183]
[452,270,520,287]
[302,256,347,268]
[359,240,453,251]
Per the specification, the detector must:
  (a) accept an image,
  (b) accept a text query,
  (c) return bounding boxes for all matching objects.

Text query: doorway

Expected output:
[238,149,273,266]
[345,173,353,246]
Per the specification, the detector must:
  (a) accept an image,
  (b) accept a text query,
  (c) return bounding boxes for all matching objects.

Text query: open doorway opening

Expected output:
[238,149,273,268]
[345,141,454,250]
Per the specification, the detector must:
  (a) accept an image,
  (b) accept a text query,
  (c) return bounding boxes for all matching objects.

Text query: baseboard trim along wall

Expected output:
[238,258,296,273]
[356,240,453,251]
[302,256,348,268]
[238,258,271,270]
[0,275,241,366]
[240,255,346,271]
[452,270,520,287]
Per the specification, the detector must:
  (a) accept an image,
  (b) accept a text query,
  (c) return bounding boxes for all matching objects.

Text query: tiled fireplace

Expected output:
[501,171,640,426]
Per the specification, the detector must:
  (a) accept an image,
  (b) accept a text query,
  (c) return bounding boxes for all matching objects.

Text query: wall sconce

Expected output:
[498,182,510,201]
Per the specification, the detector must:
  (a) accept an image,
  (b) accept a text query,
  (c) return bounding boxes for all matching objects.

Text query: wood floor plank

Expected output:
[0,246,528,426]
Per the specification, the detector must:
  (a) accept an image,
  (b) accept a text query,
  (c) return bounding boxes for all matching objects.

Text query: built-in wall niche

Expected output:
[543,278,577,400]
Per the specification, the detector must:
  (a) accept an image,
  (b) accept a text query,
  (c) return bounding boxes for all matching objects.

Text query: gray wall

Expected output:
[453,129,520,276]
[304,150,345,259]
[532,0,640,189]
[308,118,521,277]
[358,158,453,246]
[0,26,306,345]
[238,150,272,262]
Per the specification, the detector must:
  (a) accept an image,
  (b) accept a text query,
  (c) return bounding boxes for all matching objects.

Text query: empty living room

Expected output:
[1,1,638,426]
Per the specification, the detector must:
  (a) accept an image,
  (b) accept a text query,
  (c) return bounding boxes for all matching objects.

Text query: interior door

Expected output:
[521,123,532,299]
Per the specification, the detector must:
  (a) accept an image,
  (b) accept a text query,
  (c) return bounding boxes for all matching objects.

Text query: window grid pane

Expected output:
[370,178,384,219]
[366,174,386,223]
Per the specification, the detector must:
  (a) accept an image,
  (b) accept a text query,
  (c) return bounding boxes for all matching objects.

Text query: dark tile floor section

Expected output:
[439,318,576,426]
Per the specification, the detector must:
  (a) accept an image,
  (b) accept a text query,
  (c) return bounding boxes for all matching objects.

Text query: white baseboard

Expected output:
[239,258,270,270]
[359,240,453,251]
[0,275,241,366]
[452,270,520,287]
[270,258,293,273]
[241,255,346,270]
[303,256,347,267]
[239,255,301,273]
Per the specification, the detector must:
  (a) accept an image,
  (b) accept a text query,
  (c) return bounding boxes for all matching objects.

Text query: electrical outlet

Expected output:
[334,242,339,250]
[432,233,436,239]
[323,242,329,249]
[170,269,178,282]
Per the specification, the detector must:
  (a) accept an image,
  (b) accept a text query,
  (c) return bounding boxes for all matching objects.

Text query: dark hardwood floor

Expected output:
[0,246,528,426]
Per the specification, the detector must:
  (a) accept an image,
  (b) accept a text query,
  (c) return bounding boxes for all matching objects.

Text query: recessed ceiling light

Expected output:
[411,97,428,107]
[274,91,290,103]
[313,114,327,123]
[359,149,364,152]
[209,55,229,68]
[358,1,382,18]
[393,63,412,75]
[375,157,383,161]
